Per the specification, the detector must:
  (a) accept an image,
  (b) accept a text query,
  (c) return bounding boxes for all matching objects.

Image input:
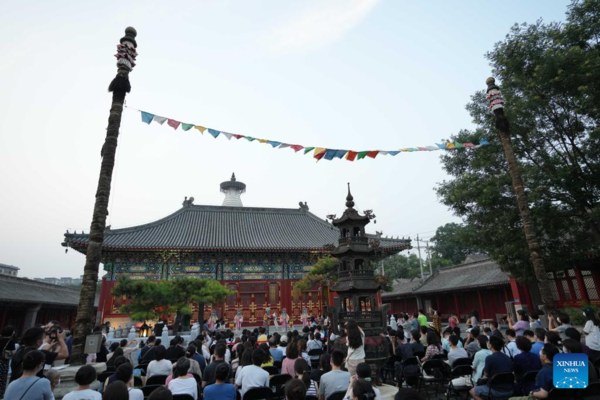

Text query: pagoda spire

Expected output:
[346,182,355,209]
[220,173,246,207]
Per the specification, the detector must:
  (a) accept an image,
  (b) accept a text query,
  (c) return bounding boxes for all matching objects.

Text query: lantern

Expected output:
[139,322,151,338]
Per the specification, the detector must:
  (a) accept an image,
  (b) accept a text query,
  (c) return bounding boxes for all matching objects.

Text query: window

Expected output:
[355,259,364,269]
[353,227,360,237]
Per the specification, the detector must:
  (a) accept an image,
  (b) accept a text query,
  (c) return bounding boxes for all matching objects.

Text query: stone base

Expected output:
[51,363,106,399]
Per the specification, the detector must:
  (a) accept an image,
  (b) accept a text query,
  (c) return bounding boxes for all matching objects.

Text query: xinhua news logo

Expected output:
[553,353,588,389]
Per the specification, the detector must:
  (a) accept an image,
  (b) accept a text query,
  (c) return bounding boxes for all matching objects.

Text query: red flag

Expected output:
[346,151,358,161]
[314,151,326,161]
[367,151,379,158]
[233,134,244,140]
[290,145,304,152]
[167,119,181,130]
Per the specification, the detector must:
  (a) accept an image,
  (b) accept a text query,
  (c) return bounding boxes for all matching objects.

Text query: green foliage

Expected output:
[293,257,338,296]
[431,223,482,265]
[381,254,423,280]
[436,0,600,281]
[111,277,232,322]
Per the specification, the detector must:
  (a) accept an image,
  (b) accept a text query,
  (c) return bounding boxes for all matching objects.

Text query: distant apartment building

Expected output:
[34,276,83,286]
[0,263,19,277]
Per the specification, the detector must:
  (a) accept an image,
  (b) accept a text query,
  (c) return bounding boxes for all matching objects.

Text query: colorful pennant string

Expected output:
[131,107,491,162]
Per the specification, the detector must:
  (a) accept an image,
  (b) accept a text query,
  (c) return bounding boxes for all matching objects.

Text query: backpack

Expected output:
[9,346,36,381]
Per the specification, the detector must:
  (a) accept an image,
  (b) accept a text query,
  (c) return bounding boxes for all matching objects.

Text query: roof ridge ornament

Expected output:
[182,196,195,207]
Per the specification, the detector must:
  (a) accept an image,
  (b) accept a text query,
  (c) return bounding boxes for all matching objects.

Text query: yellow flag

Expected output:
[258,139,269,143]
[194,126,207,134]
[446,142,456,149]
[314,147,326,155]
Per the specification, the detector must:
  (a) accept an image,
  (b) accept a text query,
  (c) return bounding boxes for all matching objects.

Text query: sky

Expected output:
[0,1,571,278]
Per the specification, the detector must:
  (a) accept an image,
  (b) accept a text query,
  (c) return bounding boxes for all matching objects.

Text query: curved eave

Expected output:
[382,280,509,299]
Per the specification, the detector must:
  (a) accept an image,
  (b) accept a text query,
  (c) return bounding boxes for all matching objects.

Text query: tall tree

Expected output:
[71,28,138,365]
[430,223,482,265]
[380,254,423,280]
[436,0,599,290]
[112,277,232,335]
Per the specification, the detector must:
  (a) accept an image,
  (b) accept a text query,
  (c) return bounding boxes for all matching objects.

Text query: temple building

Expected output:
[63,174,410,327]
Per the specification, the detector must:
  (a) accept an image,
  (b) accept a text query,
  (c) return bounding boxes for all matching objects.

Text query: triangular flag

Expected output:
[314,150,326,161]
[313,148,327,157]
[400,148,410,152]
[208,129,220,138]
[167,119,181,130]
[291,145,304,152]
[388,151,400,156]
[258,139,269,144]
[346,151,358,161]
[367,151,379,158]
[279,143,291,149]
[408,148,418,152]
[357,151,369,160]
[181,123,194,131]
[323,149,337,161]
[268,141,282,148]
[222,132,233,140]
[446,143,456,149]
[245,136,255,142]
[379,151,389,156]
[454,142,465,148]
[417,147,429,151]
[304,147,315,155]
[463,143,475,147]
[153,116,167,125]
[436,143,446,149]
[333,150,347,159]
[233,134,244,139]
[194,126,207,134]
[426,146,439,151]
[141,111,154,124]
[480,138,490,145]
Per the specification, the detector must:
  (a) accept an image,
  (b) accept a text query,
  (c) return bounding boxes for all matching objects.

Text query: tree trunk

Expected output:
[70,67,130,365]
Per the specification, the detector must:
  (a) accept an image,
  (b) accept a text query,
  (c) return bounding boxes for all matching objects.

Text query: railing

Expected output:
[338,236,369,246]
[338,269,374,279]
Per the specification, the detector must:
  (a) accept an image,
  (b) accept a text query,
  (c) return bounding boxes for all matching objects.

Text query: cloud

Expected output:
[263,0,380,54]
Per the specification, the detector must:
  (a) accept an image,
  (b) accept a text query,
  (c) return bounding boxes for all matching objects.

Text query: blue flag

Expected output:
[268,141,282,148]
[208,129,221,139]
[388,151,400,156]
[480,138,490,145]
[333,150,348,159]
[435,143,446,149]
[141,111,154,124]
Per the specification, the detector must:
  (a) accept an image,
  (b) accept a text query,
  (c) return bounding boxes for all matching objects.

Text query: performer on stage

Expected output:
[272,310,279,332]
[263,307,271,335]
[234,310,244,332]
[208,310,218,331]
[301,307,310,327]
[280,308,290,331]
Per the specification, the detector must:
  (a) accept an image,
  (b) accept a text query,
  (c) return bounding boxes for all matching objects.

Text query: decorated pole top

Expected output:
[486,77,505,112]
[109,27,138,94]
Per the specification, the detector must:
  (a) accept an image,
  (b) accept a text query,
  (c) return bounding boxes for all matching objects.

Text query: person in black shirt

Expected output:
[139,336,156,361]
[165,337,186,361]
[310,353,331,383]
[0,325,17,398]
[470,335,514,400]
[10,327,68,382]
[96,336,110,363]
[203,343,231,387]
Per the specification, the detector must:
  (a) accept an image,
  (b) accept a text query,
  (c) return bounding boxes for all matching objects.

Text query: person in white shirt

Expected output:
[235,349,270,397]
[146,345,174,378]
[168,357,199,400]
[583,307,600,361]
[502,329,520,358]
[63,365,102,400]
[278,336,288,357]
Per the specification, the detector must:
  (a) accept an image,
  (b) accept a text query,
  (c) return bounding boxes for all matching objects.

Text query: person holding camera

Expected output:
[10,327,68,382]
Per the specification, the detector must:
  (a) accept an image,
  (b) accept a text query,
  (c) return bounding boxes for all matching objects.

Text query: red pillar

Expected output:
[575,266,590,302]
[504,287,510,302]
[509,277,522,305]
[552,272,565,303]
[436,296,441,312]
[453,293,460,318]
[477,290,485,319]
[522,284,534,311]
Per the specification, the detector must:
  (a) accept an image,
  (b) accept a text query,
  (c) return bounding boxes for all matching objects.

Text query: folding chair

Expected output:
[400,356,420,387]
[519,370,538,395]
[418,359,447,396]
[446,365,473,400]
[273,360,282,370]
[146,374,168,386]
[243,387,273,400]
[263,366,279,375]
[141,385,163,397]
[547,388,579,399]
[269,374,293,400]
[133,375,143,387]
[451,358,472,368]
[326,391,347,400]
[173,395,195,400]
[486,372,515,400]
[308,349,323,369]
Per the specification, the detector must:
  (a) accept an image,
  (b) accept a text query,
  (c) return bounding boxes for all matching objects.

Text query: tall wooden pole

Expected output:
[486,77,555,313]
[70,27,138,365]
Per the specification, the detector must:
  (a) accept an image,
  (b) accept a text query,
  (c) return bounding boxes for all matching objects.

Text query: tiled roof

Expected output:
[0,275,99,307]
[383,257,510,298]
[0,263,19,270]
[63,205,410,253]
[382,277,424,298]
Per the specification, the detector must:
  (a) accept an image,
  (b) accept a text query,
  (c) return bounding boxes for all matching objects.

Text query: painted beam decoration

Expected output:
[132,107,490,162]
